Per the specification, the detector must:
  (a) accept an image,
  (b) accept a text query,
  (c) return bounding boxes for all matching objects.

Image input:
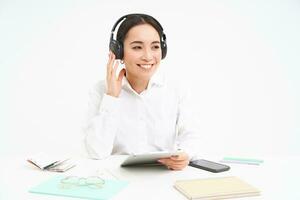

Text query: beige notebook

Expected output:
[174,176,260,200]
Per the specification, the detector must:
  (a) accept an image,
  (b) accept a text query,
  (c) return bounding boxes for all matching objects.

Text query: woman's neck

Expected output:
[126,75,149,94]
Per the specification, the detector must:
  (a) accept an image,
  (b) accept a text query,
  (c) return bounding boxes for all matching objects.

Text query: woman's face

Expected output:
[123,24,162,82]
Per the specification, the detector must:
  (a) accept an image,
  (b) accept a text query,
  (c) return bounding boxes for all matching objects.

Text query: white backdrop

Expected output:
[1,0,299,157]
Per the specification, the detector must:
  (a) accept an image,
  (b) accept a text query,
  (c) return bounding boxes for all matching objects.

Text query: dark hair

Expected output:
[116,14,163,45]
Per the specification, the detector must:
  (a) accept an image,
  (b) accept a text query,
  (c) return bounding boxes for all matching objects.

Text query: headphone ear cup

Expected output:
[161,41,167,59]
[109,39,123,59]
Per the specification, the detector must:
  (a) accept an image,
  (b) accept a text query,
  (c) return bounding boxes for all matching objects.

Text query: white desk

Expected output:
[1,154,299,200]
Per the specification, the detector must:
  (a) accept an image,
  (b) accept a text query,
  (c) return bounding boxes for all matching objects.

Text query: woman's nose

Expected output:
[141,48,153,61]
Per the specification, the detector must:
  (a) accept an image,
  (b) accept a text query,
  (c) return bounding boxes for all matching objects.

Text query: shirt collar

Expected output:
[148,67,165,87]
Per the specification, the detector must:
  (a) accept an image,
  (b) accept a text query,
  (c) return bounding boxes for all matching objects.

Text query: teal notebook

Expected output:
[29,176,128,200]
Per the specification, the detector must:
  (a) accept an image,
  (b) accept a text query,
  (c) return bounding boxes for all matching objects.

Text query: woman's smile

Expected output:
[137,63,154,69]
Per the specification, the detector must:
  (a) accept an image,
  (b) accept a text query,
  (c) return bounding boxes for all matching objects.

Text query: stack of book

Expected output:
[174,176,260,200]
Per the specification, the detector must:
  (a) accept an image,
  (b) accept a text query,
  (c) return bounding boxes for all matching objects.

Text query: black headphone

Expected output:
[109,13,167,60]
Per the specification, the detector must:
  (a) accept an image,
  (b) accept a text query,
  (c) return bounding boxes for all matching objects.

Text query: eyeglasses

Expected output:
[60,176,105,189]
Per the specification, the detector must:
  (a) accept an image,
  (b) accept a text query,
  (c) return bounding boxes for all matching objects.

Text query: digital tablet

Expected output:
[121,151,181,167]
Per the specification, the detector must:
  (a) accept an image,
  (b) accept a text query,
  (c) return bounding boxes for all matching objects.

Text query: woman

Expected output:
[84,14,200,170]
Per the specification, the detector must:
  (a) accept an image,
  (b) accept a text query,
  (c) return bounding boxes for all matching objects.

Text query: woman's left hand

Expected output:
[158,152,189,170]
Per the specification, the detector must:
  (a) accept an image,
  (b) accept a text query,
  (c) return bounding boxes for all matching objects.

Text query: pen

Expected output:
[43,161,59,170]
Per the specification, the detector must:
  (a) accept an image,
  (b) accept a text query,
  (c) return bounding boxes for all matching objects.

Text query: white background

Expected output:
[1,0,299,158]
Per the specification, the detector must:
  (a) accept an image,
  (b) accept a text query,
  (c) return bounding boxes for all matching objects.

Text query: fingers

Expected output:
[169,152,189,161]
[158,152,189,165]
[168,165,185,170]
[107,52,119,79]
[105,51,124,97]
[158,157,189,170]
[170,155,186,161]
[106,52,114,79]
[159,159,189,167]
[113,60,120,77]
[165,162,187,170]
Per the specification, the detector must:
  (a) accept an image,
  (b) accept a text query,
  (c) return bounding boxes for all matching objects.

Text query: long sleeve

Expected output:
[83,81,120,159]
[176,85,201,160]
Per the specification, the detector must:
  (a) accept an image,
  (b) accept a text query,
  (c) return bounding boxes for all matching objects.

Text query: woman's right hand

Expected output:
[106,51,126,97]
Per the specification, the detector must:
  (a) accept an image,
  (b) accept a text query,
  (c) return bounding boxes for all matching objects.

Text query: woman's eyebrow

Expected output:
[130,41,143,45]
[129,41,160,45]
[152,41,160,44]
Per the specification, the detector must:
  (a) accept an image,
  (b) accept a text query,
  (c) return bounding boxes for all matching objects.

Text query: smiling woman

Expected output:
[83,14,200,170]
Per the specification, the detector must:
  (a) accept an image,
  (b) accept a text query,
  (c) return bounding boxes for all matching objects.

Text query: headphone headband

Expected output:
[111,14,164,36]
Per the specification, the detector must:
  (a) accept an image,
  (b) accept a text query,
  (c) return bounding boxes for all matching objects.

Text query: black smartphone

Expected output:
[189,159,230,173]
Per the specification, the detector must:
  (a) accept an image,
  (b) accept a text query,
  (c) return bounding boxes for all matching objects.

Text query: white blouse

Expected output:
[83,69,201,160]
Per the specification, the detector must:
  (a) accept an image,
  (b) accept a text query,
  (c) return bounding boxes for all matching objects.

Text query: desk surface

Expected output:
[1,154,299,200]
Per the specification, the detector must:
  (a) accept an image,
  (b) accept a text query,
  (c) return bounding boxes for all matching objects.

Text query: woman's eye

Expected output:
[132,46,142,50]
[152,45,160,50]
